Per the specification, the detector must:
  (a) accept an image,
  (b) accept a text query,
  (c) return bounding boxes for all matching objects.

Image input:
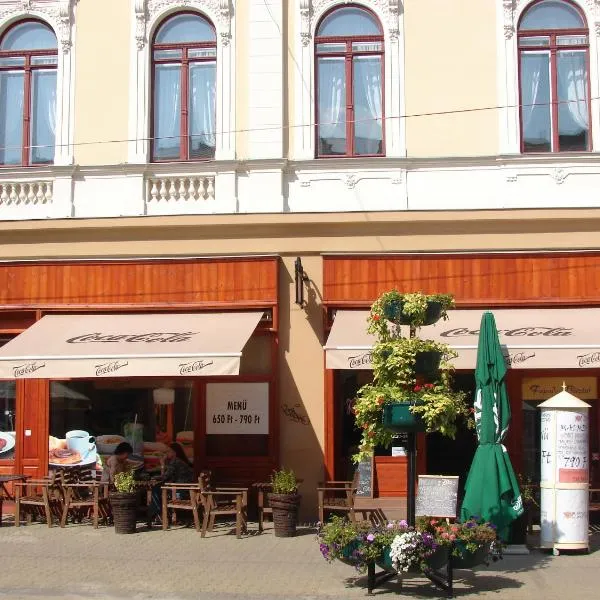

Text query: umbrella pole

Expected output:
[407,431,416,526]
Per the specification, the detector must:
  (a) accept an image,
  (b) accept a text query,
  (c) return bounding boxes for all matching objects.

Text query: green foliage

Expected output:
[416,516,499,556]
[368,290,455,338]
[113,470,136,494]
[318,516,411,573]
[270,467,298,494]
[516,473,539,507]
[353,290,471,463]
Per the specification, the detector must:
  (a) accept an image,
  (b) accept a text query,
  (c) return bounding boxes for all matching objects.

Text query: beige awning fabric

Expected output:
[0,312,263,379]
[325,308,600,370]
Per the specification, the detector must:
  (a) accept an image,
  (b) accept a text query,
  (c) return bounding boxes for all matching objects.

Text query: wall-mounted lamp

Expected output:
[295,257,309,307]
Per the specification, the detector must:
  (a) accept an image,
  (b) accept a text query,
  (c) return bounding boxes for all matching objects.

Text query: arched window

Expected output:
[518,0,590,153]
[152,12,216,162]
[0,20,57,166]
[315,6,384,158]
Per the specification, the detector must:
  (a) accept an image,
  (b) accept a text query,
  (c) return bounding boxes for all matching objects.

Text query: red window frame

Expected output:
[517,0,591,153]
[314,6,385,159]
[0,19,57,167]
[151,12,217,163]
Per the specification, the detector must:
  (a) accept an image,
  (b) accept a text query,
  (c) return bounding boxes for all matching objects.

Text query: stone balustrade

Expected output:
[0,181,53,206]
[147,176,215,204]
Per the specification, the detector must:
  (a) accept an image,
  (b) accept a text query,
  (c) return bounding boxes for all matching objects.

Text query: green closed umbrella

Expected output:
[460,312,523,541]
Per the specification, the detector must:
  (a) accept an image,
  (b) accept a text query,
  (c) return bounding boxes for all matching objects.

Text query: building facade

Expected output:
[1,0,600,519]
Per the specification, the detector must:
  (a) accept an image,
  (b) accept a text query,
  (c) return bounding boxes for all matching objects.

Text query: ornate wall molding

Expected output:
[0,0,75,52]
[504,0,600,39]
[135,0,232,49]
[300,0,402,46]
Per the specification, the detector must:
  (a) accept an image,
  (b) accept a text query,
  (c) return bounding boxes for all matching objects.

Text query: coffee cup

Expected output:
[66,430,96,457]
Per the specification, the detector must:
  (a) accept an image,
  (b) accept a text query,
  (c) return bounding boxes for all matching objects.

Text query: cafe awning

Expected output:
[324,308,600,370]
[0,312,263,379]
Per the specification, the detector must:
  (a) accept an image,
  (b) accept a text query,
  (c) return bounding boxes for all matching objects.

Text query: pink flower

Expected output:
[414,385,422,392]
[372,314,381,321]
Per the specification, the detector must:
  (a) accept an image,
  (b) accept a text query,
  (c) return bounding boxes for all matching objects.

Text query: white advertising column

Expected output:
[539,386,590,554]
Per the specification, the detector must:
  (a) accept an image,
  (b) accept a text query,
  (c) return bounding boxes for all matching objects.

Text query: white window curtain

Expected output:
[520,53,551,148]
[154,64,181,159]
[353,56,382,155]
[557,50,589,134]
[189,62,216,158]
[0,72,25,164]
[318,57,346,154]
[31,70,56,164]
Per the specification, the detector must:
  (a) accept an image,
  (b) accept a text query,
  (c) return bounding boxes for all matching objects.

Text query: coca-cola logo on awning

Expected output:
[95,361,129,376]
[13,362,45,377]
[66,332,199,344]
[441,327,573,338]
[576,352,600,367]
[348,353,373,368]
[178,360,214,375]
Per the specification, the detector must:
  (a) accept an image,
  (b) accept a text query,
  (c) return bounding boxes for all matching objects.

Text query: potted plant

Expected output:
[368,290,455,333]
[110,470,138,534]
[267,467,301,537]
[416,517,500,569]
[352,291,470,462]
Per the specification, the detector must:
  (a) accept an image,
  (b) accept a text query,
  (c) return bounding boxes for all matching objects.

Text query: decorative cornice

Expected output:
[301,0,402,46]
[137,0,232,50]
[507,0,600,39]
[0,0,75,52]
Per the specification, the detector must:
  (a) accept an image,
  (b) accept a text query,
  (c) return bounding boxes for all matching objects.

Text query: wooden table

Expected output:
[0,474,29,527]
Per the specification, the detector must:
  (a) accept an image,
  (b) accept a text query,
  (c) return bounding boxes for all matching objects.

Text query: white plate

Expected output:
[49,451,98,468]
[0,432,15,454]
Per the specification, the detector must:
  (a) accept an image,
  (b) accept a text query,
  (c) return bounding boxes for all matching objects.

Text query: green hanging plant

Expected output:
[368,291,455,339]
[353,290,471,463]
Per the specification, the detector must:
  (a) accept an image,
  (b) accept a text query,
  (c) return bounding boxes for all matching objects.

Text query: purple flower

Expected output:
[387,523,395,529]
[466,522,475,529]
[399,520,408,528]
[366,534,375,542]
[489,523,497,530]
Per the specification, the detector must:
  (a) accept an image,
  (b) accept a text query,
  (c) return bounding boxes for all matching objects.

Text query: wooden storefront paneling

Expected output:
[0,257,278,308]
[323,253,600,306]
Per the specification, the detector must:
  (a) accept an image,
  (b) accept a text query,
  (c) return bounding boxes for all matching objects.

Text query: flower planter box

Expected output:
[452,542,488,568]
[381,300,443,327]
[382,402,426,433]
[339,540,362,566]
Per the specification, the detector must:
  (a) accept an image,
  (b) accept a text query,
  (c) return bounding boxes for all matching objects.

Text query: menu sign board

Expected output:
[355,455,374,498]
[206,382,269,435]
[415,475,459,518]
[556,410,588,484]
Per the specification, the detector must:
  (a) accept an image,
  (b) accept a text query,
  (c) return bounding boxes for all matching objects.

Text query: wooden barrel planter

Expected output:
[268,493,301,537]
[110,492,138,534]
[382,402,426,433]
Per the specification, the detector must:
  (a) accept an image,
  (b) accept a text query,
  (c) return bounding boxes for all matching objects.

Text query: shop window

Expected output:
[49,381,195,471]
[518,0,591,152]
[151,12,216,162]
[315,5,384,158]
[0,20,58,166]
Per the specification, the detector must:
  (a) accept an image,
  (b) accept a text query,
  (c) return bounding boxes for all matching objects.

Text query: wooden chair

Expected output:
[317,473,358,524]
[254,482,273,533]
[14,476,60,527]
[161,482,203,531]
[200,488,247,538]
[60,482,107,528]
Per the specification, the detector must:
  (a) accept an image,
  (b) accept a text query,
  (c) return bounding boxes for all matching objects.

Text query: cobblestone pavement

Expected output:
[0,522,599,599]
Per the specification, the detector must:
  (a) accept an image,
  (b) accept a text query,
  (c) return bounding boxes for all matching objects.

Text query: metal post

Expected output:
[407,431,416,527]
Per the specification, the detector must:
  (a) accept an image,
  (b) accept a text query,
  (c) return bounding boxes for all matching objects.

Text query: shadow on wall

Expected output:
[278,258,325,522]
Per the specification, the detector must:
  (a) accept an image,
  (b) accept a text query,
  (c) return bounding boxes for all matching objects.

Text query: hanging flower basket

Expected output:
[414,350,442,375]
[373,292,453,331]
[382,402,426,433]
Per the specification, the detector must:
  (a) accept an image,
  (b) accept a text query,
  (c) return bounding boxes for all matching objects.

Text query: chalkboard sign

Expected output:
[415,475,459,518]
[355,455,374,498]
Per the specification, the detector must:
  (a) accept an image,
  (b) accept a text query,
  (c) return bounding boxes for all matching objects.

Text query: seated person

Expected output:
[148,442,194,522]
[101,442,133,484]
